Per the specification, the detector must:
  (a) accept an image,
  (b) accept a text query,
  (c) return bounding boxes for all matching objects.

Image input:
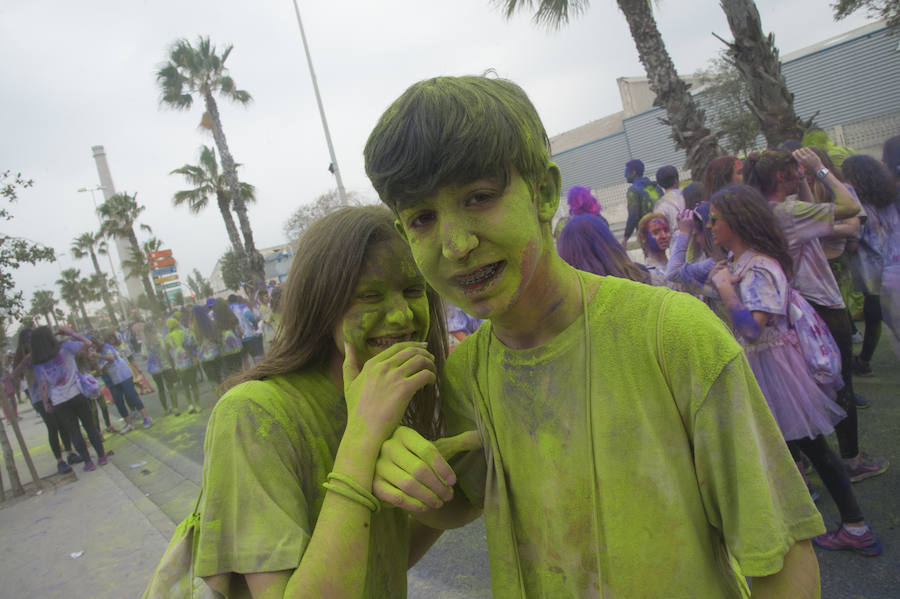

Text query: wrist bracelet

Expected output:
[322,481,378,512]
[324,471,381,513]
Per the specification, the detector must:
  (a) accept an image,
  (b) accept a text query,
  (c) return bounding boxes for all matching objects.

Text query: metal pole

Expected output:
[290,0,347,202]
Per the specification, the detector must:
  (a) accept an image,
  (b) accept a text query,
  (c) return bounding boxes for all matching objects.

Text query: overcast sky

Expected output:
[1,0,874,321]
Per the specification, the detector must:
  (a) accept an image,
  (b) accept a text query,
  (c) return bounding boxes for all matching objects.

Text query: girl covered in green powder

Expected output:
[163,317,201,414]
[149,206,453,598]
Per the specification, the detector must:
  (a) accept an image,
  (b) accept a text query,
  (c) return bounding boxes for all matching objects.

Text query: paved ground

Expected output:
[0,327,896,597]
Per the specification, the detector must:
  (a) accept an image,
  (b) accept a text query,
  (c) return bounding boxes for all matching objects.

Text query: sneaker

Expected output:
[187,405,196,414]
[173,409,181,416]
[121,423,134,434]
[98,455,108,466]
[83,461,96,472]
[851,331,864,344]
[853,356,874,377]
[57,460,72,475]
[843,452,889,482]
[813,525,882,556]
[852,393,870,409]
[67,453,83,465]
[143,417,152,429]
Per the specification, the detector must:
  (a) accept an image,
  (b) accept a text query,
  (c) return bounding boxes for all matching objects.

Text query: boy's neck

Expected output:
[489,255,583,350]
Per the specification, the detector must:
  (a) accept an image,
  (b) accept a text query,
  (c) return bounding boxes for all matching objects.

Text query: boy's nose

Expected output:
[441,220,478,261]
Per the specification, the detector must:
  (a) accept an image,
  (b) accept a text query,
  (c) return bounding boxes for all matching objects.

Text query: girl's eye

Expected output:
[404,286,425,298]
[357,291,382,301]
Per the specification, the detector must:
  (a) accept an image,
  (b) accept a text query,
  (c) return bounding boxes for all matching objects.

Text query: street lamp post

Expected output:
[78,185,128,321]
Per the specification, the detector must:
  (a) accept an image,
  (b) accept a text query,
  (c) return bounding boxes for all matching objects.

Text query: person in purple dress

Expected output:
[706,185,881,557]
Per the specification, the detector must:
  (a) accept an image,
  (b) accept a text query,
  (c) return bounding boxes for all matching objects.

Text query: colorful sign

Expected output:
[147,249,173,260]
[152,265,177,277]
[149,256,175,269]
[154,274,179,285]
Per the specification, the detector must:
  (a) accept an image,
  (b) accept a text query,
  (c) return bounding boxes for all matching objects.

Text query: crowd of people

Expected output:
[4,287,282,476]
[559,134,900,560]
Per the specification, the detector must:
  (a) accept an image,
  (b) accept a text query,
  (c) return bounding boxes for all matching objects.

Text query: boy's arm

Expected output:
[622,188,641,243]
[750,540,820,599]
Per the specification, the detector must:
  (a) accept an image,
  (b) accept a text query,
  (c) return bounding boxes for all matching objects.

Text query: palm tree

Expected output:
[29,290,58,326]
[156,36,265,282]
[717,0,813,146]
[71,231,119,327]
[56,268,93,329]
[170,145,255,260]
[97,192,157,306]
[496,0,724,179]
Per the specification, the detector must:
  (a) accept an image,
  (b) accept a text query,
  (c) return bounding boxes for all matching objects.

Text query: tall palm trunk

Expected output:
[204,91,265,283]
[617,0,724,180]
[718,0,812,146]
[88,249,119,327]
[78,299,93,330]
[125,227,158,307]
[216,191,246,256]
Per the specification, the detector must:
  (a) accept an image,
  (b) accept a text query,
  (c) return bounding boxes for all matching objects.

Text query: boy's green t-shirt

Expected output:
[193,370,410,598]
[443,272,824,598]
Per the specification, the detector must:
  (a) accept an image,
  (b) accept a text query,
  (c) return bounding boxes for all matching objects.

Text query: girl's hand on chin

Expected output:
[342,341,436,445]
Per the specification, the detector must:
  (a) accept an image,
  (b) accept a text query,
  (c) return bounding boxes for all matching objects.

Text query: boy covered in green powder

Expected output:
[364,76,824,598]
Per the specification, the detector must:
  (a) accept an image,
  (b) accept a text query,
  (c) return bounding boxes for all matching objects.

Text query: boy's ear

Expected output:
[536,163,562,224]
[393,219,409,242]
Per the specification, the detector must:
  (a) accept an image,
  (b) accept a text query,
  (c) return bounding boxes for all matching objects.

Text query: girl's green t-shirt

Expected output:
[193,370,410,598]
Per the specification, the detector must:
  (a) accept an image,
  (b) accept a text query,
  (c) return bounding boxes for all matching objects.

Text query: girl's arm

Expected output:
[58,327,91,353]
[710,263,768,342]
[240,342,437,599]
[831,217,861,239]
[666,212,716,295]
[793,148,859,219]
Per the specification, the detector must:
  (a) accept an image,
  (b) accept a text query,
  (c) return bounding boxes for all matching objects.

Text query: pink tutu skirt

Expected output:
[743,329,846,441]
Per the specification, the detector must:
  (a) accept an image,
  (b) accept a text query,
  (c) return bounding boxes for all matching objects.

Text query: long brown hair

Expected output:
[222,205,447,439]
[711,185,793,278]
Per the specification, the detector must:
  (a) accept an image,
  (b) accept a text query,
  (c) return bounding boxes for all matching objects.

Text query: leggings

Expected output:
[788,435,863,523]
[54,394,105,463]
[109,378,145,419]
[33,401,72,460]
[809,302,858,459]
[150,370,179,411]
[178,366,200,405]
[859,293,883,362]
[200,358,223,386]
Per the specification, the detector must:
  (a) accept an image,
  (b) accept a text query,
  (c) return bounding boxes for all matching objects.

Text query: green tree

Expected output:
[219,249,244,291]
[833,0,900,27]
[71,231,119,327]
[283,189,364,241]
[97,192,158,307]
[56,268,93,330]
[496,0,724,179]
[187,267,214,298]
[156,37,265,283]
[717,0,814,147]
[0,171,55,319]
[696,55,761,156]
[29,289,59,326]
[170,145,255,273]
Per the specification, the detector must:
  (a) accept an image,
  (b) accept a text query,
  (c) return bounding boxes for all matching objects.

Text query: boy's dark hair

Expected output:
[656,165,679,190]
[364,75,551,212]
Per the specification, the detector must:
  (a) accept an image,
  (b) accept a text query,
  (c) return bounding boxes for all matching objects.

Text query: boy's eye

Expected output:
[404,210,434,230]
[357,291,382,301]
[466,191,496,207]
